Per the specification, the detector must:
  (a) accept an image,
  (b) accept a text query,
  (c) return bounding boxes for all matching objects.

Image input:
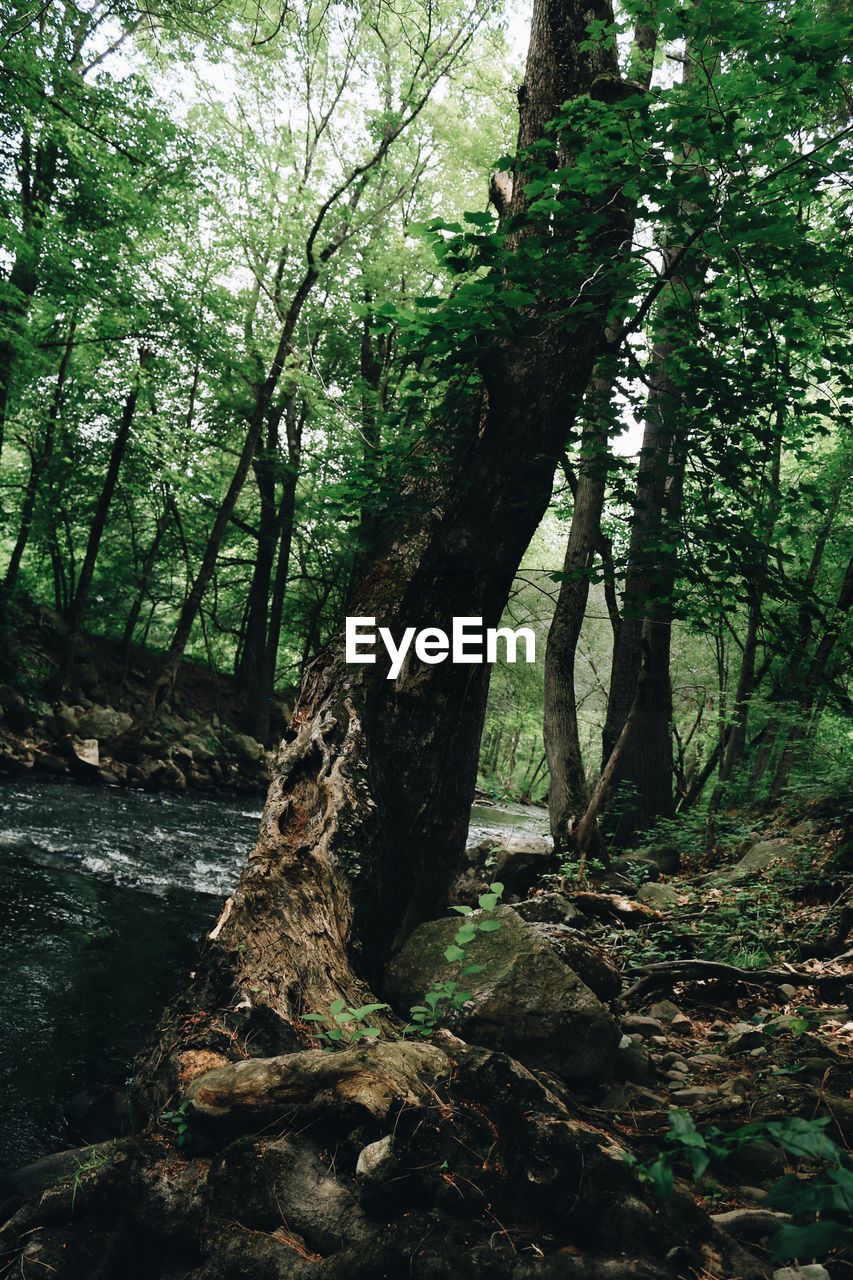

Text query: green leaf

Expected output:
[329,998,346,1016]
[444,944,466,962]
[450,905,474,915]
[477,919,502,933]
[478,893,498,910]
[350,1003,390,1021]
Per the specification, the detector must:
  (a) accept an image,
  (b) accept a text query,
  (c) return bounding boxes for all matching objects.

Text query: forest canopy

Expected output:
[0,0,850,840]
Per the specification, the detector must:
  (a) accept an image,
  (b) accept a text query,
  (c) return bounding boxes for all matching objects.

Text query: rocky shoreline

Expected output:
[0,686,274,794]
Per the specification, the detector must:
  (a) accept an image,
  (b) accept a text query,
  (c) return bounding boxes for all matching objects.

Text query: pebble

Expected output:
[621,1015,664,1039]
[661,1052,690,1069]
[671,1086,718,1103]
[649,999,682,1024]
[688,1053,725,1067]
[773,1267,831,1280]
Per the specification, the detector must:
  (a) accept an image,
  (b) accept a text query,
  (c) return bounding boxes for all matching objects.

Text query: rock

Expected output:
[711,1208,791,1239]
[637,881,681,910]
[181,732,217,762]
[38,752,68,776]
[714,838,802,884]
[687,1053,725,1068]
[0,684,33,732]
[227,731,266,765]
[648,1000,683,1025]
[617,1037,657,1085]
[50,704,81,735]
[514,893,588,927]
[492,833,553,894]
[621,1015,664,1039]
[670,1013,692,1035]
[671,1086,719,1104]
[355,1134,410,1209]
[640,844,682,874]
[611,854,661,883]
[209,1133,368,1253]
[76,707,133,741]
[773,1268,830,1280]
[776,983,799,1001]
[720,1139,785,1185]
[528,923,622,1000]
[727,1026,765,1053]
[384,906,620,1081]
[71,737,99,767]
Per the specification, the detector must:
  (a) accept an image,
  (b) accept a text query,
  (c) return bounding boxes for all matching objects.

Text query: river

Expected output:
[0,777,547,1174]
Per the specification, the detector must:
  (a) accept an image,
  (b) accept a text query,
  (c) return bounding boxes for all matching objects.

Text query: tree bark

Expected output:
[54,352,148,688]
[236,399,304,742]
[544,378,616,851]
[1,318,75,603]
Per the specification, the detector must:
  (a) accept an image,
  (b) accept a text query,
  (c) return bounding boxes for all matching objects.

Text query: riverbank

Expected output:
[0,598,295,795]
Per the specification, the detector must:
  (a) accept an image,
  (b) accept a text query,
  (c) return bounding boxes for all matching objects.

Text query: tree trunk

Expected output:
[770,551,853,797]
[237,400,304,742]
[132,0,631,1097]
[600,335,682,843]
[1,319,75,603]
[544,367,618,852]
[55,355,147,687]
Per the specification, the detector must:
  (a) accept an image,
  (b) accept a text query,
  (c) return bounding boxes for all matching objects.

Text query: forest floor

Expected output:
[550,800,853,1277]
[0,596,294,793]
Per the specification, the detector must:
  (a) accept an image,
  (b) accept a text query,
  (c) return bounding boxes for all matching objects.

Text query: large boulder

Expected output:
[492,832,553,894]
[637,881,682,910]
[76,706,133,741]
[384,906,620,1081]
[712,838,803,884]
[225,729,266,766]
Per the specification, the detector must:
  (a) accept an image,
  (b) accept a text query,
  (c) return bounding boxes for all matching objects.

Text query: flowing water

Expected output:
[0,778,547,1174]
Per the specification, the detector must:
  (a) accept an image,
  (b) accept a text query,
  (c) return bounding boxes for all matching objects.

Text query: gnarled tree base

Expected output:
[1,1037,772,1280]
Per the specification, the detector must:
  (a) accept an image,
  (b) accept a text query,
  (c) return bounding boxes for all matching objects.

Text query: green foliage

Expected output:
[161,1101,192,1147]
[303,999,390,1051]
[407,883,505,1036]
[70,1149,109,1210]
[627,1110,853,1262]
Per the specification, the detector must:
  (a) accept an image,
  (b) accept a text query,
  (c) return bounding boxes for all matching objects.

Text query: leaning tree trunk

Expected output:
[132,0,633,1107]
[543,367,618,854]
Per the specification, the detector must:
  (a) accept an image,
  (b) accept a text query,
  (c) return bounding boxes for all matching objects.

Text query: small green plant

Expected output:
[626,1110,853,1262]
[557,855,605,883]
[70,1149,109,1209]
[303,999,390,1050]
[161,1100,192,1147]
[407,883,505,1036]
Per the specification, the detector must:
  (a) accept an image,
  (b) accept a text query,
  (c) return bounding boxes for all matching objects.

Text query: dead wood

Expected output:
[184,1038,452,1121]
[623,955,853,1001]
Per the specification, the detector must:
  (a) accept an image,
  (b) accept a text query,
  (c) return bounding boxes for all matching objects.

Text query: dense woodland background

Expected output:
[0,0,849,854]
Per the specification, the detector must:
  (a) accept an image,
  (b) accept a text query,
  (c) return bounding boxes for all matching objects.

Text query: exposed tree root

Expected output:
[623,955,853,1001]
[184,1039,452,1121]
[0,1039,773,1280]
